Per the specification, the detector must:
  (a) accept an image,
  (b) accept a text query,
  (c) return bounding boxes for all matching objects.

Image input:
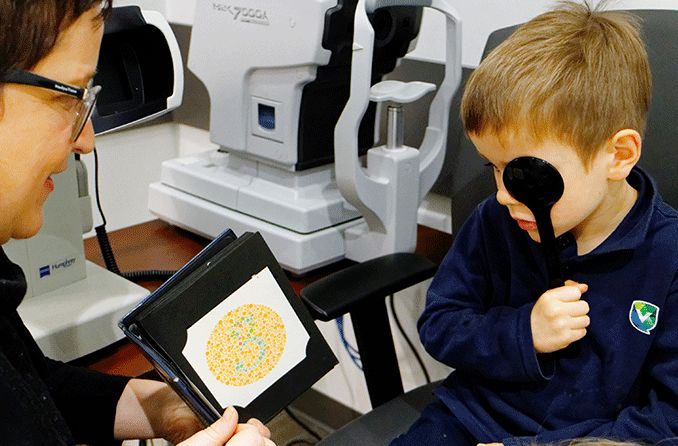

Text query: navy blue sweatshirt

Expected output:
[418,167,678,445]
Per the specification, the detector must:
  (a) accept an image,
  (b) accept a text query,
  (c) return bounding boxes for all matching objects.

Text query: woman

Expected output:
[0,1,273,444]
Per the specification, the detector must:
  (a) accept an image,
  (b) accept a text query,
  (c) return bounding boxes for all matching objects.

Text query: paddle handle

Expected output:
[534,207,564,288]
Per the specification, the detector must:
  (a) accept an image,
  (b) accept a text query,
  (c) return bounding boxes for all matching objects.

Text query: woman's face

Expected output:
[0,8,104,244]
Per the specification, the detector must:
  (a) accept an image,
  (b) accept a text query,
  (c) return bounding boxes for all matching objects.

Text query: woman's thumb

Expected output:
[178,407,239,446]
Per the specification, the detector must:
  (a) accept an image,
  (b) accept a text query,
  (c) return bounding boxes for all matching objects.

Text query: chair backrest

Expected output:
[485,9,678,209]
[433,67,496,233]
[638,10,678,209]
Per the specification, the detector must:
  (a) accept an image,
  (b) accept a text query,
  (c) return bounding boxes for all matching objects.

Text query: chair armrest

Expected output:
[300,252,437,321]
[300,252,437,407]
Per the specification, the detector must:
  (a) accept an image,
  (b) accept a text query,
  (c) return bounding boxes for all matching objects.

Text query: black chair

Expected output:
[301,9,678,445]
[301,69,488,446]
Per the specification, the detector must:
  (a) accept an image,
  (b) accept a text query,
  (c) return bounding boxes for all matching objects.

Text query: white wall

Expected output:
[113,0,191,24]
[116,0,678,66]
[409,0,678,66]
[84,123,217,235]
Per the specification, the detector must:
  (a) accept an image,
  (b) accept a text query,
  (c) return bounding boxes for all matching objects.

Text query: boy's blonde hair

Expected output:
[461,1,651,164]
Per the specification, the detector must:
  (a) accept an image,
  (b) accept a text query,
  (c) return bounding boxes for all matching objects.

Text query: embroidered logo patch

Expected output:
[629,300,659,335]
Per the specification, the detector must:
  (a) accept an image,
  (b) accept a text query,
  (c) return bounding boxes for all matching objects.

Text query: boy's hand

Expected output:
[531,280,590,353]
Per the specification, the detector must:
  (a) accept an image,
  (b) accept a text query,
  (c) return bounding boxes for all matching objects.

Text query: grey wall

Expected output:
[169,23,210,131]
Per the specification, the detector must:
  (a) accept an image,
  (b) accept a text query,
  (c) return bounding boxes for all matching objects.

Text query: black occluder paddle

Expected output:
[503,156,565,288]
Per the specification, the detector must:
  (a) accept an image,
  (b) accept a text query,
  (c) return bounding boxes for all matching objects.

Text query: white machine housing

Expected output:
[149,0,460,274]
[336,0,461,261]
[189,0,336,168]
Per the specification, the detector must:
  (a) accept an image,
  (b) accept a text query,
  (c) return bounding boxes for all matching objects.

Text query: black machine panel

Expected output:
[296,2,422,170]
[92,6,174,134]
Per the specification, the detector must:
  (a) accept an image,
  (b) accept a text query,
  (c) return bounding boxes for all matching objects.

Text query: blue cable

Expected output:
[335,316,362,370]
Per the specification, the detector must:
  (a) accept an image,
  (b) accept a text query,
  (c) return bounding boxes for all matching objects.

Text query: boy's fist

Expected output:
[531,280,590,353]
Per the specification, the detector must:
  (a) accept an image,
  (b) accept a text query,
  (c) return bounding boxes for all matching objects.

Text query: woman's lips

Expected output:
[45,177,55,192]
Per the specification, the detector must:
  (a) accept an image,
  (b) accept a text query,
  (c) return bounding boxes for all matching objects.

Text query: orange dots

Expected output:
[206,304,286,386]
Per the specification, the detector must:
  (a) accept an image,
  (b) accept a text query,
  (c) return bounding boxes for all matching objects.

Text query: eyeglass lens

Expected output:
[71,85,101,142]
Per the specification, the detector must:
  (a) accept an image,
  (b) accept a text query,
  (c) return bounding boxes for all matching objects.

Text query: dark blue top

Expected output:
[418,167,678,445]
[0,247,130,445]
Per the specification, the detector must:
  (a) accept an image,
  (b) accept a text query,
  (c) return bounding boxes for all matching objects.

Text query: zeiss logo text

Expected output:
[212,2,270,26]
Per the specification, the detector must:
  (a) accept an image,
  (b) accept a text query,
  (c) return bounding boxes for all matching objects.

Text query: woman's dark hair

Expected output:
[0,0,112,78]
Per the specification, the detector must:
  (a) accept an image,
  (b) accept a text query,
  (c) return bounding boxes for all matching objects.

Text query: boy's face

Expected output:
[470,131,616,244]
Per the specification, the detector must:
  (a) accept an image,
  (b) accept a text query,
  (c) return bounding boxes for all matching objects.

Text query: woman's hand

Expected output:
[114,379,272,445]
[151,385,203,444]
[151,383,272,445]
[178,407,275,446]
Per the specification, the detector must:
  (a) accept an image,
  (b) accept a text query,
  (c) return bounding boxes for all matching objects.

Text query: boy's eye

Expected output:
[483,162,499,171]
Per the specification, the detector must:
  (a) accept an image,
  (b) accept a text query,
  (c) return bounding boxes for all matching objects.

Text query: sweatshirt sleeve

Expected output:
[418,205,552,383]
[45,357,130,445]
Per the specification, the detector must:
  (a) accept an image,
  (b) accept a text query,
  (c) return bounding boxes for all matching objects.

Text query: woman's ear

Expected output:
[606,129,641,181]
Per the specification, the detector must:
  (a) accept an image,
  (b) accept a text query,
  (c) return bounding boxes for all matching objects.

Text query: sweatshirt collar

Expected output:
[566,166,658,258]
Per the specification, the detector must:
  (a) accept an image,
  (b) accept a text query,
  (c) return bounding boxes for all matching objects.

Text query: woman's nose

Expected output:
[72,120,95,155]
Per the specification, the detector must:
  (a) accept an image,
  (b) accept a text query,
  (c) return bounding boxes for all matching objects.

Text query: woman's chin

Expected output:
[13,214,44,241]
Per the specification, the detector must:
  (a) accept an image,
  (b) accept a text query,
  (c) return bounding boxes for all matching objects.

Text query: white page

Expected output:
[183,267,310,407]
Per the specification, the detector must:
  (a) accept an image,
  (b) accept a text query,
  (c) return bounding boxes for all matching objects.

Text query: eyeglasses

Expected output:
[0,69,101,142]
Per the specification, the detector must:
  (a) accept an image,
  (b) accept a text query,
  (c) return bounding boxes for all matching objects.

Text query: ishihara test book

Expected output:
[119,229,338,424]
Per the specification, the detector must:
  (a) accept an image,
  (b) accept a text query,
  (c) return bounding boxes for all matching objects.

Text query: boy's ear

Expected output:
[606,129,641,181]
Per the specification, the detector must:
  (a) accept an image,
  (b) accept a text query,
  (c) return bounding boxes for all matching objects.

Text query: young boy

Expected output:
[392,2,678,445]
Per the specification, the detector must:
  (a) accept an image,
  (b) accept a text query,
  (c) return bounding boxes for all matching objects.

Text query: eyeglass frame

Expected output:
[0,68,101,142]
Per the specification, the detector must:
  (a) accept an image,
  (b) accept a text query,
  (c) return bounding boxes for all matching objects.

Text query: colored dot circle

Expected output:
[206,304,286,386]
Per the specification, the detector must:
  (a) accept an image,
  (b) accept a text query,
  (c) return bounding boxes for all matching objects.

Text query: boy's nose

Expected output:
[495,177,518,206]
